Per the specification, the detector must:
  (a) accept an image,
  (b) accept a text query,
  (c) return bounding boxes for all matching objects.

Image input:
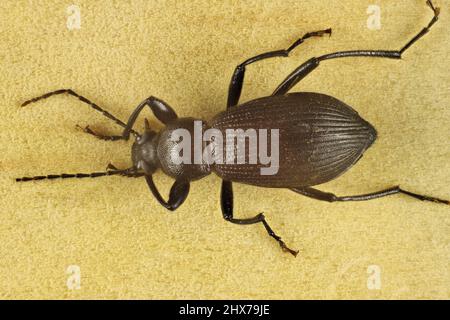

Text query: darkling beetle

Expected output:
[17,1,448,256]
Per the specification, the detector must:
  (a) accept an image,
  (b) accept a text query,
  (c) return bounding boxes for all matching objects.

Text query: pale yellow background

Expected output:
[0,0,449,299]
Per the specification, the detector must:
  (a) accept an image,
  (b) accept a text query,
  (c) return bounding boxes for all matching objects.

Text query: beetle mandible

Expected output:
[17,1,448,256]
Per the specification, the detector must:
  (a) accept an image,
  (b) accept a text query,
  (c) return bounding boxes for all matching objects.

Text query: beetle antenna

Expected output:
[21,89,140,137]
[15,169,143,182]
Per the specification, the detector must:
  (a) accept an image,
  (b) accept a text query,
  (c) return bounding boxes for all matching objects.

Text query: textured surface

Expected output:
[0,0,449,299]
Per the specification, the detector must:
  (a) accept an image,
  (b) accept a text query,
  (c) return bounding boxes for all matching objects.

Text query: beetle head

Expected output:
[131,119,160,175]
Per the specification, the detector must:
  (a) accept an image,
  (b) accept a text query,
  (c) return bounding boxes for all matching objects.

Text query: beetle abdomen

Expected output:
[210,92,377,187]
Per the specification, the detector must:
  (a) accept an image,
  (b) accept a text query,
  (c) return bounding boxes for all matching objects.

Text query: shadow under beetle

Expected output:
[17,1,449,256]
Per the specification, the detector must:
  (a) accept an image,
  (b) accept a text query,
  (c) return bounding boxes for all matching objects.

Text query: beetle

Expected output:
[17,1,448,256]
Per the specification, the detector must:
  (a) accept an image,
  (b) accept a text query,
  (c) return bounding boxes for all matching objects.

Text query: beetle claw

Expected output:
[75,124,93,134]
[426,0,440,18]
[280,242,299,257]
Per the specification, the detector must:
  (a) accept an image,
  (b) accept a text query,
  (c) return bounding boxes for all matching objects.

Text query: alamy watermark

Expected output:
[367,264,381,290]
[170,121,280,175]
[367,5,381,30]
[66,265,81,290]
[66,5,81,30]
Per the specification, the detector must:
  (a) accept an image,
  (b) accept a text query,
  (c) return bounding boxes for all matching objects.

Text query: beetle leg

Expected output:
[223,28,333,256]
[21,89,140,137]
[104,163,144,178]
[145,175,190,211]
[75,124,124,141]
[273,0,440,95]
[291,186,449,205]
[221,180,299,256]
[227,28,332,108]
[122,96,178,139]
